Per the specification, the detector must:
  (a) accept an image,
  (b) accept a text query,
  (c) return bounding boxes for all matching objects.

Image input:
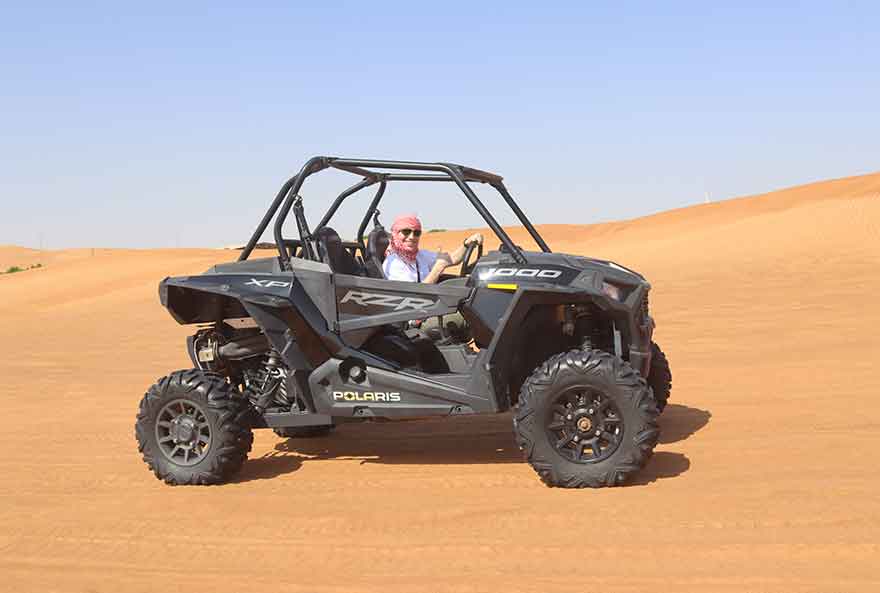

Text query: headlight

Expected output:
[601,281,623,301]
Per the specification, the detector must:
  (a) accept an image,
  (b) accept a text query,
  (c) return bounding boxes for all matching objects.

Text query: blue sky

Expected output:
[1,1,878,248]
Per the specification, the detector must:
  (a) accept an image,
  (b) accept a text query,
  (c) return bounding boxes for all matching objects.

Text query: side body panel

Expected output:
[160,261,499,420]
[308,359,496,418]
[335,275,470,332]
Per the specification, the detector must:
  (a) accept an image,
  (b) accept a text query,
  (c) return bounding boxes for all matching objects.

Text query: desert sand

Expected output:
[1,173,878,592]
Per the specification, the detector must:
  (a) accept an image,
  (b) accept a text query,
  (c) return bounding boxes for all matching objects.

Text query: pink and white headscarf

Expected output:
[387,214,421,265]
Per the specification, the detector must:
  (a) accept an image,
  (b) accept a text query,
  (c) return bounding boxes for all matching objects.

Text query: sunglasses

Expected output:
[400,228,422,238]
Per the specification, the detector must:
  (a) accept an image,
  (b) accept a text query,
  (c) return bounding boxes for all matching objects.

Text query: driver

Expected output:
[383,214,483,283]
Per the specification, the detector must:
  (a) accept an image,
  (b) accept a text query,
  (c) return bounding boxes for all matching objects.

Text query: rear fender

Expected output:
[160,276,251,324]
[159,274,338,370]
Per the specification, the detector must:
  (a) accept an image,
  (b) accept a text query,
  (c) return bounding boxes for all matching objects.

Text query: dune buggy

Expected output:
[135,156,671,488]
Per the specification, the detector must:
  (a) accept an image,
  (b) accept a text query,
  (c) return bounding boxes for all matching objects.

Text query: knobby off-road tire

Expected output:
[647,341,672,413]
[514,349,660,488]
[273,425,334,439]
[135,369,254,485]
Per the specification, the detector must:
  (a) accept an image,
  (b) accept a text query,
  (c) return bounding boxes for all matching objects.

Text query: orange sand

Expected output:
[1,173,878,592]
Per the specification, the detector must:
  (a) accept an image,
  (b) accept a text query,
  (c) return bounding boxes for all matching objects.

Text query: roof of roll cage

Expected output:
[325,157,504,185]
[238,155,550,265]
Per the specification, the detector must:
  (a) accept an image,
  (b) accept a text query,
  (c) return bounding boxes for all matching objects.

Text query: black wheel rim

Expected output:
[545,387,624,464]
[155,398,212,466]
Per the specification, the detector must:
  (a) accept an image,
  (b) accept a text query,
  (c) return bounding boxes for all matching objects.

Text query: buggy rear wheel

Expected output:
[514,349,659,488]
[135,369,253,485]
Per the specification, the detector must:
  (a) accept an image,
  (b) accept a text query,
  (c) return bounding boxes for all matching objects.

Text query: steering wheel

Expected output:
[459,240,483,277]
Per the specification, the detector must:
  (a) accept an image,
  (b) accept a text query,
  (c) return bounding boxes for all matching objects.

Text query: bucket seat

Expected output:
[364,226,390,279]
[314,227,363,276]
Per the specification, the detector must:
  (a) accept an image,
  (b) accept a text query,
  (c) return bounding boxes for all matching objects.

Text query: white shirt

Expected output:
[383,250,437,282]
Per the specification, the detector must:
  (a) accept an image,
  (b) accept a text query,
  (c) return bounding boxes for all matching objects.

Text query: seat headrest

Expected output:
[367,227,390,264]
[315,227,343,265]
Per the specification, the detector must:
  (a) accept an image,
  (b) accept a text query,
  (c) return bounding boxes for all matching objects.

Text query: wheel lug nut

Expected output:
[588,408,594,415]
[595,429,602,435]
[566,414,573,420]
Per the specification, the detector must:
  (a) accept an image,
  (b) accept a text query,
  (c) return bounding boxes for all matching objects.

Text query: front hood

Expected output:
[472,250,647,288]
[467,249,651,316]
[520,251,646,283]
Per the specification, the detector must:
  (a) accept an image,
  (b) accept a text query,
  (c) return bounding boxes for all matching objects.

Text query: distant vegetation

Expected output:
[427,228,447,233]
[3,263,42,275]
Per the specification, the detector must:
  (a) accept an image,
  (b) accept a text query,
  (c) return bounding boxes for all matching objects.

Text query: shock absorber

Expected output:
[250,350,291,413]
[574,305,597,351]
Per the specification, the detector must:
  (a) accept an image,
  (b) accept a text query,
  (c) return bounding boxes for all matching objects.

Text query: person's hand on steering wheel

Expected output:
[459,233,484,277]
[464,232,483,247]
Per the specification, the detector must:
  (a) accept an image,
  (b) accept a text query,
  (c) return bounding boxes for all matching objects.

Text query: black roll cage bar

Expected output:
[238,157,552,267]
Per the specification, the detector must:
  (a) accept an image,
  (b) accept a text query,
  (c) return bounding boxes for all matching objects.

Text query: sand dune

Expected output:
[1,174,878,592]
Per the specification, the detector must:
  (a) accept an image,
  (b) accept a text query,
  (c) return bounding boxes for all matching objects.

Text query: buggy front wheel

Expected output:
[647,341,672,413]
[514,349,660,488]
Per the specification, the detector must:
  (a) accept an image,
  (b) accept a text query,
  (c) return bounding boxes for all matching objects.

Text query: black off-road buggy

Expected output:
[135,157,672,488]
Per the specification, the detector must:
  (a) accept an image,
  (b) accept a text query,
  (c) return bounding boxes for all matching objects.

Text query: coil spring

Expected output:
[574,306,599,351]
[246,351,293,412]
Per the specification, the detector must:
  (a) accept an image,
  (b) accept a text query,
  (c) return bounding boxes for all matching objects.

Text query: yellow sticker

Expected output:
[486,283,518,291]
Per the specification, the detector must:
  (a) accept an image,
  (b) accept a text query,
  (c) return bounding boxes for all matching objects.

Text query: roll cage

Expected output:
[238,157,552,268]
